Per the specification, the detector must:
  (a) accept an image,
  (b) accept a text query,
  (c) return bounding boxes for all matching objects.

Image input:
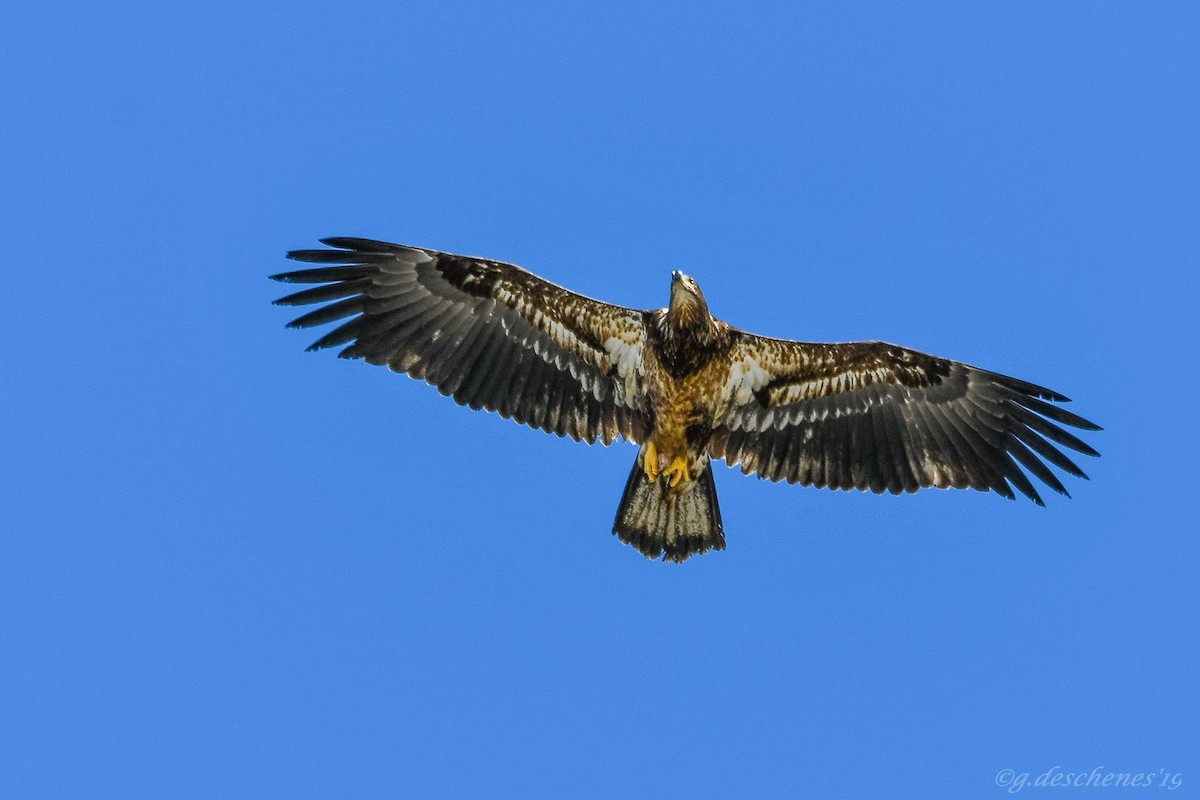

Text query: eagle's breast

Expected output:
[643,313,735,458]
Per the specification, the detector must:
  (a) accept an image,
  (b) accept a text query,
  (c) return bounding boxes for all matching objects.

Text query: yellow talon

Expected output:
[643,441,660,483]
[663,455,691,488]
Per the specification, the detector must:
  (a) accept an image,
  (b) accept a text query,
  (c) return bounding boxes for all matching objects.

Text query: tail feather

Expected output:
[613,457,725,563]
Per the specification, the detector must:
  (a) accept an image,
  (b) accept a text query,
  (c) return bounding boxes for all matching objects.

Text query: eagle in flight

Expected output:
[272,238,1100,563]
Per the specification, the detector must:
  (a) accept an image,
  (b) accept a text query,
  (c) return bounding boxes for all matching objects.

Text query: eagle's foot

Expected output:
[663,455,691,489]
[641,441,660,483]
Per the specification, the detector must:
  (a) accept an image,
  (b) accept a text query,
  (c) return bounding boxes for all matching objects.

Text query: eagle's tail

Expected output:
[613,457,725,563]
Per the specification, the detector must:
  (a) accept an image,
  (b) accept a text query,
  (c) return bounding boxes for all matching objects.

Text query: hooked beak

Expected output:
[669,271,686,305]
[668,270,704,320]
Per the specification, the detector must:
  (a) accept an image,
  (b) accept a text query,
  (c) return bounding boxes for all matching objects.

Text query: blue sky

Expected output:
[2,2,1197,797]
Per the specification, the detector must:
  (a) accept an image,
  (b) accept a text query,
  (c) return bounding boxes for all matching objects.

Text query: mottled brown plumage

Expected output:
[272,238,1101,562]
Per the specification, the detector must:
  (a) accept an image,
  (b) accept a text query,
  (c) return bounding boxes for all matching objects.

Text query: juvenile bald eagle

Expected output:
[272,238,1100,562]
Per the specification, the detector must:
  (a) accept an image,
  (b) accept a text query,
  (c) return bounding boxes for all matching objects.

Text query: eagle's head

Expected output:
[669,270,709,325]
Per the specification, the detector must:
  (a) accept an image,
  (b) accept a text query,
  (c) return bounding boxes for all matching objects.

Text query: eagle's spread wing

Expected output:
[272,238,649,444]
[710,335,1101,504]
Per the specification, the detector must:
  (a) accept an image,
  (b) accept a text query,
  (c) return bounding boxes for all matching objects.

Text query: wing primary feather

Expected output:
[999,452,1045,506]
[271,266,373,283]
[990,472,1017,500]
[284,250,395,267]
[318,237,404,253]
[983,371,1069,402]
[1007,435,1069,498]
[307,319,362,353]
[1011,395,1102,431]
[1011,426,1088,479]
[285,296,365,329]
[1009,404,1101,456]
[273,278,371,306]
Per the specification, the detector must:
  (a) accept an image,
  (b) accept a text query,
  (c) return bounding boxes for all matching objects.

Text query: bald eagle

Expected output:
[272,238,1100,562]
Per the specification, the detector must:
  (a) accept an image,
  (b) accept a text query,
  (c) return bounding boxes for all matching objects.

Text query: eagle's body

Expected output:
[273,238,1100,562]
[642,294,731,477]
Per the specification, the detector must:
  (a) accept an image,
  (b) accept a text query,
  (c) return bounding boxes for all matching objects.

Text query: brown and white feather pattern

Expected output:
[272,238,650,445]
[272,239,1101,562]
[711,337,1101,504]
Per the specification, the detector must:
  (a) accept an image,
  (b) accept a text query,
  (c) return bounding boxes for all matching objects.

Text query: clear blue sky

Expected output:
[2,2,1197,797]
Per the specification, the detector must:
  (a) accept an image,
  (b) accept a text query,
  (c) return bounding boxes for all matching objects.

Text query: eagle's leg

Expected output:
[640,441,661,483]
[662,455,691,488]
